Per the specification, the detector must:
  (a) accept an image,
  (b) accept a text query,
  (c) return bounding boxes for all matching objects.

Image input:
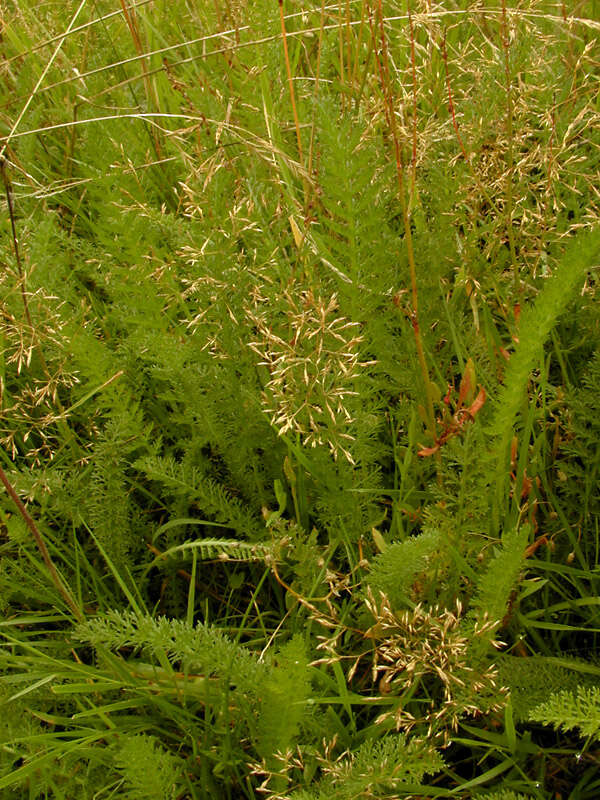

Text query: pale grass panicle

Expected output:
[246,285,371,464]
[365,590,505,742]
[0,291,78,462]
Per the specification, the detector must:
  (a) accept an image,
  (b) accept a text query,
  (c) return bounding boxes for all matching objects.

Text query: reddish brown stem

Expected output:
[0,463,82,620]
[368,2,436,441]
[1,156,34,333]
[500,0,519,294]
[408,7,418,194]
[441,29,469,163]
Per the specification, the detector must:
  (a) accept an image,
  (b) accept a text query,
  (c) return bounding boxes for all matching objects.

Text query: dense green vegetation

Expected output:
[0,1,599,797]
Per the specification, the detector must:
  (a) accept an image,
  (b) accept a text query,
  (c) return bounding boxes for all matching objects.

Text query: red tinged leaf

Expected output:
[466,386,486,418]
[458,357,476,408]
[417,443,440,457]
[418,383,485,457]
[524,535,549,559]
[510,435,519,468]
[520,472,533,500]
[443,383,453,405]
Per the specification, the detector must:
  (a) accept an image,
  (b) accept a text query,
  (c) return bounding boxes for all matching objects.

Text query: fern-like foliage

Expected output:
[555,349,600,531]
[291,734,444,800]
[135,454,263,539]
[497,655,597,722]
[114,734,183,800]
[85,404,151,570]
[312,452,387,543]
[255,635,311,780]
[459,525,529,711]
[467,525,529,639]
[74,610,267,695]
[488,228,600,520]
[294,104,398,533]
[149,536,273,565]
[366,527,441,609]
[313,102,395,299]
[529,685,600,741]
[422,426,492,549]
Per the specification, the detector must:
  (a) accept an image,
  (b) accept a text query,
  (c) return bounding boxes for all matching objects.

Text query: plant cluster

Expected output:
[0,0,599,797]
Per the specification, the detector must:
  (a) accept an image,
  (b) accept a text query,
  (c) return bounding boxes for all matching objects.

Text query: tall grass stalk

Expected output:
[370,1,437,443]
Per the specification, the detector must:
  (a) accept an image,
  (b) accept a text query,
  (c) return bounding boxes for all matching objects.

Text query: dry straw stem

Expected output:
[279,0,304,166]
[1,0,152,68]
[118,0,164,158]
[0,0,87,161]
[4,8,598,159]
[3,6,599,113]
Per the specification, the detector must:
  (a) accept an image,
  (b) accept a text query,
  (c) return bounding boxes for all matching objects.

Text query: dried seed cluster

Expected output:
[365,591,505,741]
[247,286,369,463]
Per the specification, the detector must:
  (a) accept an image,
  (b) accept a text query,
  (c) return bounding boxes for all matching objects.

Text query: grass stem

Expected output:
[0,461,82,620]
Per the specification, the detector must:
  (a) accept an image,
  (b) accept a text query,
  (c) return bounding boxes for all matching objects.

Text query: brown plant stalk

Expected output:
[500,0,519,297]
[369,2,436,442]
[0,463,82,620]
